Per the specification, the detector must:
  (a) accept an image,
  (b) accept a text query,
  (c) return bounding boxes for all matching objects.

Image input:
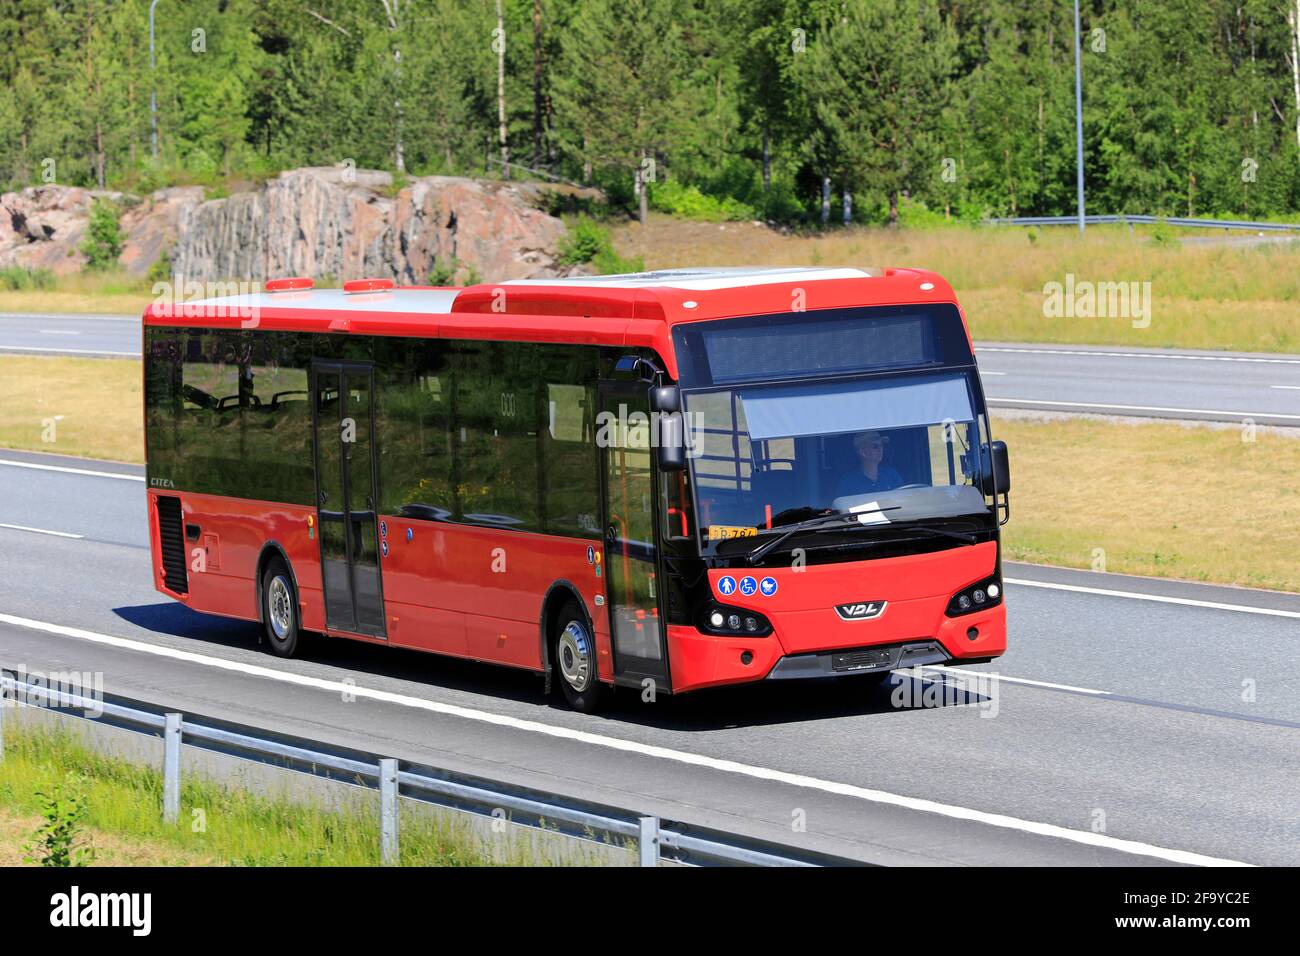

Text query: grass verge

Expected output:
[0,356,141,462]
[0,268,154,316]
[995,415,1300,592]
[2,354,1296,591]
[0,722,616,866]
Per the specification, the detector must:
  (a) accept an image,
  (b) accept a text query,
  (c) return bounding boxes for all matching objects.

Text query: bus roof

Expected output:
[146,266,961,379]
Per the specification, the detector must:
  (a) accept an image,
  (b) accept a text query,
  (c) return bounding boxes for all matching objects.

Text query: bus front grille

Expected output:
[155,495,189,595]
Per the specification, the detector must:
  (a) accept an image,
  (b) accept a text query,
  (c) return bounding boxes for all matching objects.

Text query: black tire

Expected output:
[261,558,302,658]
[552,600,608,713]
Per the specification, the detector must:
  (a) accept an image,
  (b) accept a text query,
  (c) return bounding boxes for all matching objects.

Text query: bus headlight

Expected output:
[946,576,1003,617]
[700,603,772,637]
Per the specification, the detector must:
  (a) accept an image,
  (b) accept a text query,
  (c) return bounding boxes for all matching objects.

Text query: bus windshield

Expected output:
[684,369,992,549]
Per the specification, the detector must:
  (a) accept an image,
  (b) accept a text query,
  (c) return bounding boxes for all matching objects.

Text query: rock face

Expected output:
[1,167,582,283]
[0,185,201,276]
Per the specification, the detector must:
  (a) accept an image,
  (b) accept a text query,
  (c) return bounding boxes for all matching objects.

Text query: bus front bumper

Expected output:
[665,603,1005,693]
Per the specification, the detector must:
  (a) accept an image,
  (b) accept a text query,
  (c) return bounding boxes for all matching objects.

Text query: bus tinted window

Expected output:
[455,342,540,530]
[144,327,314,504]
[539,346,600,538]
[374,338,456,521]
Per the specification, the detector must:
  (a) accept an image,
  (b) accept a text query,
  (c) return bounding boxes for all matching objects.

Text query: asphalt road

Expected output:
[978,343,1300,428]
[0,311,139,357]
[3,310,1299,426]
[0,448,1296,866]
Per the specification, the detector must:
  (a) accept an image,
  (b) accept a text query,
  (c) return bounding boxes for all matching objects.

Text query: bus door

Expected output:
[312,361,387,638]
[597,382,671,691]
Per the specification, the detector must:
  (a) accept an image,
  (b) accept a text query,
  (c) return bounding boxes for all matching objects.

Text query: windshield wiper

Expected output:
[893,525,978,545]
[744,506,899,565]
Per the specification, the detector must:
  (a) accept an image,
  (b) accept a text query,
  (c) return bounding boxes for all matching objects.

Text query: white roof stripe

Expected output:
[501,266,874,291]
[175,288,461,314]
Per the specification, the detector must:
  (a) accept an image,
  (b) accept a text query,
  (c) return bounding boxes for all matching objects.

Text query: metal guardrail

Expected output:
[0,671,864,868]
[984,214,1300,232]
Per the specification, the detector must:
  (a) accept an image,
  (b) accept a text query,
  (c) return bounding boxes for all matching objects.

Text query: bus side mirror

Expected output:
[650,385,680,412]
[657,411,686,472]
[980,441,1011,496]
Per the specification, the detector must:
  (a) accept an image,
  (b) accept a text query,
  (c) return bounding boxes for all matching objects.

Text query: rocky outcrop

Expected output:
[0,185,201,276]
[1,167,587,283]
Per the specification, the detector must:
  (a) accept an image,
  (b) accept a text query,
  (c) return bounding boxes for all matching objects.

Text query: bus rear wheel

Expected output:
[261,558,302,658]
[554,601,607,713]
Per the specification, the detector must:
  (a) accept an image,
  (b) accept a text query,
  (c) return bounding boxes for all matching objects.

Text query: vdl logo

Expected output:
[835,600,887,621]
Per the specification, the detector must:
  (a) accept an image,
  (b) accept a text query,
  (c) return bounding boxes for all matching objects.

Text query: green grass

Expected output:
[0,722,623,866]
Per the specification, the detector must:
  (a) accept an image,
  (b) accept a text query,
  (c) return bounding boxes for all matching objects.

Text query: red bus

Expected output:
[143,267,1010,712]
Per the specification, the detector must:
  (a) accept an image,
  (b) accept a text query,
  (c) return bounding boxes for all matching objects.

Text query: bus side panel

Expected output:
[378,518,609,677]
[151,491,324,630]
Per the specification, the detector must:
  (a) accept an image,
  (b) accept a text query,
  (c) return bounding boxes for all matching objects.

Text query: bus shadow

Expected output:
[110,602,550,707]
[111,603,995,728]
[600,672,997,731]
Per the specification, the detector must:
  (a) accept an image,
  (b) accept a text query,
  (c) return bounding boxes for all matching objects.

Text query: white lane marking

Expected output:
[39,330,80,335]
[1006,577,1300,619]
[0,316,137,327]
[0,522,83,539]
[0,611,1252,867]
[1271,385,1300,390]
[977,346,1300,365]
[922,664,1108,696]
[0,344,136,356]
[987,397,1300,421]
[0,459,143,482]
[981,371,1007,376]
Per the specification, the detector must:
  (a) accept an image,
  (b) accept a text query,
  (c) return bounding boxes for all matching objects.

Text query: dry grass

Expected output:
[614,216,1300,351]
[0,808,216,866]
[0,268,153,316]
[0,356,142,462]
[995,414,1300,592]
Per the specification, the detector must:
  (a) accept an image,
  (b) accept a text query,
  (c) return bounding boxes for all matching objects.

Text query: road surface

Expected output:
[0,449,1295,865]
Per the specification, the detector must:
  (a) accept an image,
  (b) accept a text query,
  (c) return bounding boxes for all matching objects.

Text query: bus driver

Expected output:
[836,430,904,499]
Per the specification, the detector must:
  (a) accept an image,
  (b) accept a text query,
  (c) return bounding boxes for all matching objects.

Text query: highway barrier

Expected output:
[984,214,1300,232]
[0,671,864,868]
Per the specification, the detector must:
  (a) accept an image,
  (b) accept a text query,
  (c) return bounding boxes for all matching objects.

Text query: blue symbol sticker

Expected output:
[587,545,595,565]
[739,576,758,596]
[381,541,388,557]
[759,576,778,597]
[406,527,413,542]
[717,575,737,596]
[380,521,387,537]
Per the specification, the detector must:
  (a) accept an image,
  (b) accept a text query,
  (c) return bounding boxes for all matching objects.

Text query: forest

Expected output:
[2,0,1300,224]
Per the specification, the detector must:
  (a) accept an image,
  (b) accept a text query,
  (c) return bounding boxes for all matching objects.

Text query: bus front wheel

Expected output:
[553,601,607,713]
[261,558,302,658]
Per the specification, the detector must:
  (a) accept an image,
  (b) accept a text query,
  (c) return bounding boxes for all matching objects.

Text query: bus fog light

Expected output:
[740,651,753,665]
[987,583,1000,599]
[709,611,725,628]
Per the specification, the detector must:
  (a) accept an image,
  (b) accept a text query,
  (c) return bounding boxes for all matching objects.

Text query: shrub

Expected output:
[25,774,95,867]
[648,178,755,222]
[556,217,642,274]
[80,198,126,271]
